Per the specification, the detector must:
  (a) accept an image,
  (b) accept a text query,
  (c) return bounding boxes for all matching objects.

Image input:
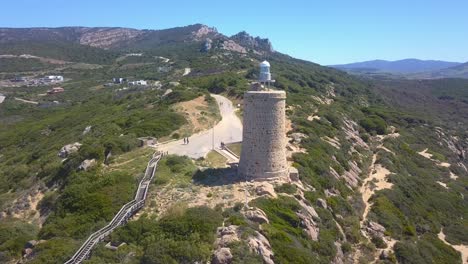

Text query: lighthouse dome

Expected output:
[260,60,270,67]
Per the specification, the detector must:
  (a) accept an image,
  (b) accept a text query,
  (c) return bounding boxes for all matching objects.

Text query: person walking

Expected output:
[187,137,189,144]
[183,137,186,144]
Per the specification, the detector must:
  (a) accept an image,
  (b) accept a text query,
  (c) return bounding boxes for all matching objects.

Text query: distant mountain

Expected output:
[414,61,468,79]
[331,59,462,74]
[0,24,219,49]
[0,24,273,57]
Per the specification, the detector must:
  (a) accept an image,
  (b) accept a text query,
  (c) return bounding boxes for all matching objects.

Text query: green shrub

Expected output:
[360,115,387,135]
[274,183,297,194]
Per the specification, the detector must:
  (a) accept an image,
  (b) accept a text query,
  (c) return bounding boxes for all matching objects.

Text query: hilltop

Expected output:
[0,24,467,264]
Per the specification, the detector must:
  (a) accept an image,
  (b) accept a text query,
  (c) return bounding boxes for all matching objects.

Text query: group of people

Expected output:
[183,137,190,145]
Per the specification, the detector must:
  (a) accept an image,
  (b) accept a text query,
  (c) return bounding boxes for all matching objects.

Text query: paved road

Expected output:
[157,94,242,158]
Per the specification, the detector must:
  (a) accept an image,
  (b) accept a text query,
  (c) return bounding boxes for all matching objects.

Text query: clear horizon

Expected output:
[1,0,467,65]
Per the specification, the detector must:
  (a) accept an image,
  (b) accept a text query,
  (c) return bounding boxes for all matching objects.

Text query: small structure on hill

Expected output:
[138,137,157,147]
[47,87,64,94]
[128,80,147,86]
[113,77,127,84]
[41,75,64,83]
[238,61,288,181]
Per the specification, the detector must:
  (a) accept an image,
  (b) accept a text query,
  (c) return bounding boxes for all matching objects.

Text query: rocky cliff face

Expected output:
[230,31,274,53]
[191,25,218,41]
[79,28,142,49]
[0,25,274,56]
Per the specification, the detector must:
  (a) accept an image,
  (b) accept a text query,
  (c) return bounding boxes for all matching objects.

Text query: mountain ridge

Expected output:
[330,58,462,74]
[0,24,274,53]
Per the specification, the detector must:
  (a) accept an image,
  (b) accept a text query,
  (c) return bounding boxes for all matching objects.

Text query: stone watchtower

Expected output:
[238,61,288,181]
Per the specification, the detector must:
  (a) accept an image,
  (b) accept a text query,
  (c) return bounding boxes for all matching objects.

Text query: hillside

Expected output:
[0,25,467,264]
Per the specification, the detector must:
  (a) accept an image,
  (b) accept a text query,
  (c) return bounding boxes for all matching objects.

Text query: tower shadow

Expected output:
[192,167,244,186]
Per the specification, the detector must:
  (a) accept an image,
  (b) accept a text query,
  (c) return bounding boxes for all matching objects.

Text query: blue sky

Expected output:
[2,0,468,65]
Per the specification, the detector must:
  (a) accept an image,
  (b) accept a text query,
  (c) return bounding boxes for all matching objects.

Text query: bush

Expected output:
[166,155,192,173]
[274,183,297,194]
[360,115,387,135]
[371,236,387,249]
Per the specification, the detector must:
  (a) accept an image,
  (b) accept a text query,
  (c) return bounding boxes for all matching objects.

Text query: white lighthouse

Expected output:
[259,60,275,87]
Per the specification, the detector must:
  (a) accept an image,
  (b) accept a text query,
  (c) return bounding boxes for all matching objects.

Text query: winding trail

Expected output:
[355,133,397,263]
[360,154,393,225]
[157,94,242,158]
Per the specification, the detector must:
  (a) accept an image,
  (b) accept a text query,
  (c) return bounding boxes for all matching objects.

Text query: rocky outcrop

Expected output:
[220,39,247,53]
[343,119,369,150]
[331,242,344,264]
[213,225,275,264]
[342,161,362,188]
[78,159,96,171]
[215,225,240,247]
[58,142,82,158]
[3,184,47,222]
[201,38,213,52]
[434,127,467,161]
[248,231,275,264]
[79,28,142,49]
[191,25,218,41]
[22,239,46,259]
[212,226,238,264]
[380,249,392,261]
[212,247,233,264]
[82,125,92,135]
[255,183,277,198]
[230,31,274,53]
[290,132,307,144]
[296,199,320,241]
[330,161,361,189]
[243,208,269,224]
[365,221,386,238]
[297,212,319,241]
[316,198,328,209]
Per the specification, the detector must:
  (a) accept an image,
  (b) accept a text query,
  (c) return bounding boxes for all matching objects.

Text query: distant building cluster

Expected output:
[8,75,64,87]
[106,77,164,90]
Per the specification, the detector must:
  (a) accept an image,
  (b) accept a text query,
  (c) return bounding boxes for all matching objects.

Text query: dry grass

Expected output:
[203,150,228,168]
[226,142,242,156]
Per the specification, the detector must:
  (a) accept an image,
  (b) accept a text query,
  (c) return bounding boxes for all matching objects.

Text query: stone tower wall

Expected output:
[238,90,288,180]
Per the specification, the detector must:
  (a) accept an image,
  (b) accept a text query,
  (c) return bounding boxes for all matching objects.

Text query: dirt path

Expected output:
[14,97,39,104]
[360,154,393,224]
[355,133,398,262]
[157,94,242,158]
[418,148,451,167]
[438,230,468,264]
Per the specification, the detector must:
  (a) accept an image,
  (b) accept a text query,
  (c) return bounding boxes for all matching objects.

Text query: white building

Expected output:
[42,75,64,82]
[128,80,148,86]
